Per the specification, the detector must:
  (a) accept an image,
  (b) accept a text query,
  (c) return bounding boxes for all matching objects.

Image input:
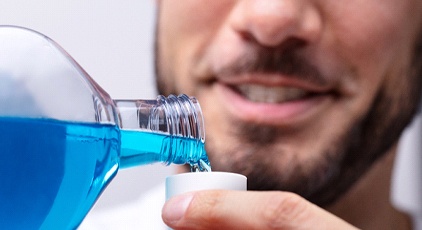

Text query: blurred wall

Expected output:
[0,0,174,210]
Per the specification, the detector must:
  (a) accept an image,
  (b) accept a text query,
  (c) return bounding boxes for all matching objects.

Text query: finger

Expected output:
[162,190,358,230]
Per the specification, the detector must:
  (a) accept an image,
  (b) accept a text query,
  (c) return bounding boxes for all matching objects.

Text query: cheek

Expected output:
[323,1,416,110]
[160,1,234,34]
[158,1,235,94]
[159,1,235,60]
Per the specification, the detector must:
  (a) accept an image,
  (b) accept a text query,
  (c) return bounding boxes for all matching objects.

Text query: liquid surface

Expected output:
[0,117,210,229]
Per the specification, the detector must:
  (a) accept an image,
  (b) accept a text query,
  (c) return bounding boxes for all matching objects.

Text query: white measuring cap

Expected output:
[166,172,247,200]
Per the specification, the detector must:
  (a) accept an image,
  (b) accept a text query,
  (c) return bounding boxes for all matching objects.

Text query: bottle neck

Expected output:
[114,94,205,141]
[114,94,210,171]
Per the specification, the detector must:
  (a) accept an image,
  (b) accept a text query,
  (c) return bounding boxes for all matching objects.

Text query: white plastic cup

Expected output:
[165,172,247,200]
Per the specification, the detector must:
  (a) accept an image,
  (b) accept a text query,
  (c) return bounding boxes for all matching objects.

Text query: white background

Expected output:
[0,0,174,211]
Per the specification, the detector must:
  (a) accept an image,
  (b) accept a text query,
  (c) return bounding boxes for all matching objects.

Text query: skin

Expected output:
[155,0,422,229]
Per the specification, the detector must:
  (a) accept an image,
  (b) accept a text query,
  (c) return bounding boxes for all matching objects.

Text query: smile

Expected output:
[215,80,334,126]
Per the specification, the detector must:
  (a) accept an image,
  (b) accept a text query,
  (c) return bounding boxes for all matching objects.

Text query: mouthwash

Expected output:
[0,26,209,229]
[0,117,209,229]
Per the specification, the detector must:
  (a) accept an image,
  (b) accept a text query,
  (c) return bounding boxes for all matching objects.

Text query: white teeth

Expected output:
[236,85,308,103]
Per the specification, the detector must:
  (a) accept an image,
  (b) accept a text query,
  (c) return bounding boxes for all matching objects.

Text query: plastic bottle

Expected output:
[0,26,210,229]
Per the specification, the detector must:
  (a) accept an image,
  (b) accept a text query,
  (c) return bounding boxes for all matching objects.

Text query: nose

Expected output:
[229,0,322,47]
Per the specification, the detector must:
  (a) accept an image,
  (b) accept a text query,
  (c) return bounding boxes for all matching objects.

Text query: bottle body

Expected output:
[0,117,119,229]
[0,26,209,229]
[0,97,208,229]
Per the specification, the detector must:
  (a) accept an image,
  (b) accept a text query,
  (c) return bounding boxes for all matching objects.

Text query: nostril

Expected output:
[238,31,259,44]
[239,32,308,53]
[237,28,308,50]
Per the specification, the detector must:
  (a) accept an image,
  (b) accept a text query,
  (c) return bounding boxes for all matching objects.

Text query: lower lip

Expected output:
[215,83,332,126]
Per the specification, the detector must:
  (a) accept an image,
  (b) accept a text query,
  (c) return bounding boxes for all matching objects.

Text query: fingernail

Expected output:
[163,193,193,224]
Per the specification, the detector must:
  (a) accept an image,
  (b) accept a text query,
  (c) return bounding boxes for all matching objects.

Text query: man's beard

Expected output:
[155,30,422,207]
[205,77,421,207]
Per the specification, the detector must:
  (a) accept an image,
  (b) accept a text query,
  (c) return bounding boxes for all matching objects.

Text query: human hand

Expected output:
[162,190,359,229]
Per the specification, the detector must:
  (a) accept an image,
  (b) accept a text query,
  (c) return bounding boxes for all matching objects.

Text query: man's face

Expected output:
[155,1,422,206]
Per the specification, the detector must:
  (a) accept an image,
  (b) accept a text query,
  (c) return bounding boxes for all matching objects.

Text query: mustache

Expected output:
[214,39,328,86]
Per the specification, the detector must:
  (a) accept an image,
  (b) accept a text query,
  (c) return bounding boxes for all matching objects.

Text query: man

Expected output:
[155,1,422,229]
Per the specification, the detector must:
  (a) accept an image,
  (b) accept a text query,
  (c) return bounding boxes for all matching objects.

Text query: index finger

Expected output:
[162,190,358,230]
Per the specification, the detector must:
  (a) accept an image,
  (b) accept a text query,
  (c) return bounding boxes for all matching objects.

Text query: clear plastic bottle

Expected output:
[0,26,210,229]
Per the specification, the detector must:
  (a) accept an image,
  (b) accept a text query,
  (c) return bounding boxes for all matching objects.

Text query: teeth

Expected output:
[236,85,308,103]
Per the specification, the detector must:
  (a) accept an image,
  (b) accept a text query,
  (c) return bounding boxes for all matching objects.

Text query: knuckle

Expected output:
[261,192,308,229]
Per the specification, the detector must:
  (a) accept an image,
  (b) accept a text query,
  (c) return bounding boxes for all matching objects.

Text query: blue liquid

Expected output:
[119,129,208,169]
[0,117,208,229]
